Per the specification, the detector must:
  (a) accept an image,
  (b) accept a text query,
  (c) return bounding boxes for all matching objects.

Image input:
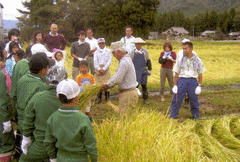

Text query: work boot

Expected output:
[144,99,150,105]
[105,91,110,102]
[95,92,102,104]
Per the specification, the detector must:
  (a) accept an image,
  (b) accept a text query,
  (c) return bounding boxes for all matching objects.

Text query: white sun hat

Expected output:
[131,37,146,43]
[110,41,125,53]
[182,38,191,43]
[31,44,53,58]
[57,79,84,99]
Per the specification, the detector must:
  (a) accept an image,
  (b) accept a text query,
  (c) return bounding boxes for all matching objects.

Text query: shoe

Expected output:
[144,99,150,105]
[95,92,102,104]
[161,97,165,102]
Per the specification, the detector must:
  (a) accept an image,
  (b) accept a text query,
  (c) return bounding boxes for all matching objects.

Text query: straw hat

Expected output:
[131,37,146,44]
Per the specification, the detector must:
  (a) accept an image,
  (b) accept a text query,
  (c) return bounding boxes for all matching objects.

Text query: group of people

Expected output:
[0,23,206,161]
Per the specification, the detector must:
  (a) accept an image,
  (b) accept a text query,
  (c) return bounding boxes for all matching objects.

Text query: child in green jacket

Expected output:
[44,79,98,162]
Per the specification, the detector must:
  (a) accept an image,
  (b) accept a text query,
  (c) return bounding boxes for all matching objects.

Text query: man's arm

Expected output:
[198,73,202,86]
[71,43,80,60]
[173,73,179,86]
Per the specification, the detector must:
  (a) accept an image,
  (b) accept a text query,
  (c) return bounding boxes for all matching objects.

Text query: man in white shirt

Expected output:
[170,42,206,120]
[85,28,98,75]
[120,26,135,54]
[177,38,197,108]
[102,41,138,120]
[94,38,112,103]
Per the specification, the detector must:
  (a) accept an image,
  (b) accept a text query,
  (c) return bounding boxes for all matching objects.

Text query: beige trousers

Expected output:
[119,89,138,120]
[160,68,174,95]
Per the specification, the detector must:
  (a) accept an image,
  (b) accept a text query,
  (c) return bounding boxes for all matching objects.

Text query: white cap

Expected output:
[98,38,105,43]
[31,44,53,58]
[57,79,83,99]
[182,38,190,43]
[131,37,146,43]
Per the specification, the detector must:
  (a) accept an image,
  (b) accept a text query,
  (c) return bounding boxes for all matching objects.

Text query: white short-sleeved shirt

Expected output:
[173,54,206,78]
[177,49,197,60]
[85,37,99,50]
[120,36,135,54]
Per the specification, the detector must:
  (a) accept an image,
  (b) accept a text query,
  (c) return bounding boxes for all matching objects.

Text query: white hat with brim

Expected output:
[182,38,190,43]
[110,41,125,53]
[57,79,83,99]
[131,37,146,44]
[31,44,53,58]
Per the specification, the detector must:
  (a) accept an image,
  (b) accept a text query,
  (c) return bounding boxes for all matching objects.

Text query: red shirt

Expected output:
[43,33,67,51]
[160,51,176,69]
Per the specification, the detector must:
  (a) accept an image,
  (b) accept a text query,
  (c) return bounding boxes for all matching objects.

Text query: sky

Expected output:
[0,0,29,20]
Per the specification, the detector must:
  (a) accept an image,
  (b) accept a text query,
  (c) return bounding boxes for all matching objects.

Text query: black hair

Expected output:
[29,52,49,74]
[33,30,43,44]
[54,51,63,60]
[0,41,5,58]
[0,56,5,62]
[86,28,93,33]
[9,41,20,53]
[77,30,86,37]
[183,42,193,48]
[14,49,25,60]
[8,28,20,40]
[58,94,74,104]
[79,60,88,67]
[125,26,133,32]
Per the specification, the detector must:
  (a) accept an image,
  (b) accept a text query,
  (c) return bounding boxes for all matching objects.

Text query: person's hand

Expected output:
[50,159,57,162]
[100,68,104,74]
[135,88,142,96]
[162,56,167,59]
[167,56,173,61]
[172,85,178,94]
[78,57,83,62]
[195,86,201,95]
[2,121,12,134]
[21,136,32,155]
[147,70,151,76]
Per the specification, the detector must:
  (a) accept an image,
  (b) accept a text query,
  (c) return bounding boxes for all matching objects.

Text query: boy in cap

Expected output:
[129,37,152,105]
[94,38,112,103]
[102,41,138,120]
[13,52,51,159]
[44,79,98,162]
[19,66,68,162]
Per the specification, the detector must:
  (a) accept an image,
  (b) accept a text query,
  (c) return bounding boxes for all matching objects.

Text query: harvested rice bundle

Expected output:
[212,116,240,151]
[77,84,101,111]
[195,119,240,161]
[230,115,240,140]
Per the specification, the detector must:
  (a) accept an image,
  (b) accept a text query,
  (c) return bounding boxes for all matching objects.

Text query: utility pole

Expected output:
[0,3,4,41]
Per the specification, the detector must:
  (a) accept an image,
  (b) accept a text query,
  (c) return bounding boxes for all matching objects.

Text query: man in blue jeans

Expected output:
[170,42,206,120]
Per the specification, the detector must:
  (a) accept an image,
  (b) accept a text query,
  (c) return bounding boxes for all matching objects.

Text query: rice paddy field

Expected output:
[33,40,240,161]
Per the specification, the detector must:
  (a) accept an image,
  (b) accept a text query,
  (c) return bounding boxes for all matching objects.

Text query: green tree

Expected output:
[209,9,218,30]
[233,14,240,31]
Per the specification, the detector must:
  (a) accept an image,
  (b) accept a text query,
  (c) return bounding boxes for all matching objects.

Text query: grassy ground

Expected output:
[88,89,240,125]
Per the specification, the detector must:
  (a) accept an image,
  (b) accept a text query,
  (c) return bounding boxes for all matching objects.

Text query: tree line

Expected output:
[152,7,240,36]
[17,0,240,44]
[17,0,160,44]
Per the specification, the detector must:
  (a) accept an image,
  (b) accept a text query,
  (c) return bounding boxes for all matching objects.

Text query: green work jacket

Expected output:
[0,71,15,153]
[23,85,61,143]
[11,59,29,110]
[15,72,48,132]
[44,106,98,162]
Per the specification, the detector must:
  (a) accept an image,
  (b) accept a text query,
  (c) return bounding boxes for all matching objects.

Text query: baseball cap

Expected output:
[182,38,190,43]
[31,44,53,58]
[47,65,68,85]
[57,79,84,99]
[98,38,105,43]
